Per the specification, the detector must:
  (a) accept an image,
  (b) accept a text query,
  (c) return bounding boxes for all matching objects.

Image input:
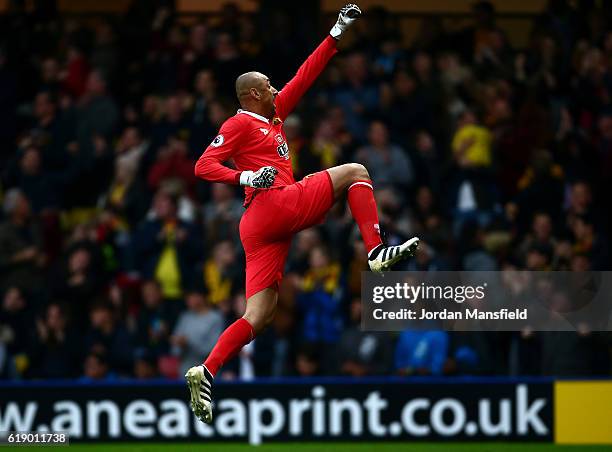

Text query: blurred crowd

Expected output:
[0,0,611,381]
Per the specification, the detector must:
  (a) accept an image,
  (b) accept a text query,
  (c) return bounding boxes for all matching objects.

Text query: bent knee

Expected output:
[348,163,369,181]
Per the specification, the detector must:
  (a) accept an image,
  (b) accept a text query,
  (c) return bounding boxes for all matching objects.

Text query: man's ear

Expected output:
[250,87,260,100]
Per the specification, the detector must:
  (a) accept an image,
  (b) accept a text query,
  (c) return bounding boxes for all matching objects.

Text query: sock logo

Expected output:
[374,223,380,235]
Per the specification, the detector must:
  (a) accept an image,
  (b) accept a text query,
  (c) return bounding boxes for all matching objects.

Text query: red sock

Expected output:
[347,180,383,253]
[204,317,255,377]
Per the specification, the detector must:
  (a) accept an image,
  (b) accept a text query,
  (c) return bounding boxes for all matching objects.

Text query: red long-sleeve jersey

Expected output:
[194,36,338,206]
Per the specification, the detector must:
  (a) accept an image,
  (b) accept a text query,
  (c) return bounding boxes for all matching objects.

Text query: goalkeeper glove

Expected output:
[330,3,361,40]
[240,166,279,188]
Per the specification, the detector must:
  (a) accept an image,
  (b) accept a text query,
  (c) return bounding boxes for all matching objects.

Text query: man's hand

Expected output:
[240,166,278,188]
[330,3,361,40]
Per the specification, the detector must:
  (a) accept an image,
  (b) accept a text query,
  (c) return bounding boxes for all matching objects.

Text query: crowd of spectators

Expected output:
[1,0,611,381]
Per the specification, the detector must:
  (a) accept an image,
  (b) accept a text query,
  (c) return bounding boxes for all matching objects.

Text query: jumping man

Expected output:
[187,3,419,423]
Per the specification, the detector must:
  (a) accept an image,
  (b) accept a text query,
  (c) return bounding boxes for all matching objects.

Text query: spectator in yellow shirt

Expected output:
[452,110,492,168]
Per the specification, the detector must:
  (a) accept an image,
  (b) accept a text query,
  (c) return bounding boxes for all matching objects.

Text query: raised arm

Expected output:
[274,3,361,121]
[274,37,338,121]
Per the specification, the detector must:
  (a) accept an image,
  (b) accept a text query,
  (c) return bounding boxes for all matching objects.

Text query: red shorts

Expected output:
[239,170,334,299]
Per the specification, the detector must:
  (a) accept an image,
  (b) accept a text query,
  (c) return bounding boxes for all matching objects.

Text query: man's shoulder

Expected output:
[222,112,251,126]
[217,113,254,136]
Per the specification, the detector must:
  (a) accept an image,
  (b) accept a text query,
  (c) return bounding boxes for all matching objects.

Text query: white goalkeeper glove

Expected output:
[240,166,278,188]
[330,3,361,40]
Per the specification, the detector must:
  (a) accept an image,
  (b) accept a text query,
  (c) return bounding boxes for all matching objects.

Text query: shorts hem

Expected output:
[246,279,281,300]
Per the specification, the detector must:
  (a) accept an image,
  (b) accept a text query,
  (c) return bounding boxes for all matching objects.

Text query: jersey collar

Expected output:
[237,109,270,124]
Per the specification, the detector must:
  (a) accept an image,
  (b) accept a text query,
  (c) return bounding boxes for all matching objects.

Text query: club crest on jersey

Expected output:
[211,134,224,147]
[275,133,289,160]
[259,128,269,135]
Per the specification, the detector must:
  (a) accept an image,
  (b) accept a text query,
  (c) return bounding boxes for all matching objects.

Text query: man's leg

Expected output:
[327,163,382,252]
[201,206,289,380]
[188,183,297,423]
[326,163,419,270]
[204,287,277,376]
[186,287,278,424]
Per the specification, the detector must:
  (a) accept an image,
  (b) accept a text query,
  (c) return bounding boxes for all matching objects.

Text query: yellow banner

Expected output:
[555,381,612,444]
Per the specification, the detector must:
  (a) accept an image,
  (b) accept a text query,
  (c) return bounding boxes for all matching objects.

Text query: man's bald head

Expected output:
[235,71,278,118]
[236,71,267,99]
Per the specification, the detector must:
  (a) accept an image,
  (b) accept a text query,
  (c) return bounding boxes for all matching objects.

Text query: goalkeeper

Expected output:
[188,3,419,424]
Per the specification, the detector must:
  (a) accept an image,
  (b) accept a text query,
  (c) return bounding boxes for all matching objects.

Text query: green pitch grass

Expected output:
[18,443,610,451]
